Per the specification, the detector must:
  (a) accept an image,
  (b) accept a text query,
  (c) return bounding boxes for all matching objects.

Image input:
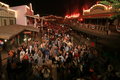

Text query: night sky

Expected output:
[1,0,100,16]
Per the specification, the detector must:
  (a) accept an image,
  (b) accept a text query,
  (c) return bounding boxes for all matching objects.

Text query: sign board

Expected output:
[24,32,31,34]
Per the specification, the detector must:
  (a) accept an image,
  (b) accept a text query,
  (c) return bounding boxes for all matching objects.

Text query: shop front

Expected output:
[0,24,39,51]
[23,30,39,44]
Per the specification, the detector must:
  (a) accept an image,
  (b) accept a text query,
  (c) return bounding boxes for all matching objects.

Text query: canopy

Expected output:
[0,24,39,40]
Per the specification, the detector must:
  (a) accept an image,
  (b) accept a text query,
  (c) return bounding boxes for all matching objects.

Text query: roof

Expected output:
[80,12,117,19]
[23,25,39,32]
[82,3,119,19]
[0,25,24,40]
[0,24,39,40]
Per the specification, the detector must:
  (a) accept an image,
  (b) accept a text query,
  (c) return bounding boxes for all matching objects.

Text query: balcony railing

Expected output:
[70,23,120,39]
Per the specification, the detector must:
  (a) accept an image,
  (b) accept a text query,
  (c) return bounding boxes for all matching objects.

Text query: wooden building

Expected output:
[0,2,16,26]
[67,3,120,51]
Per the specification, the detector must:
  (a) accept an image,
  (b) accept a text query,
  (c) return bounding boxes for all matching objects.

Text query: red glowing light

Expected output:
[65,13,80,19]
[83,4,89,10]
[78,18,83,22]
[83,8,85,10]
[91,42,95,47]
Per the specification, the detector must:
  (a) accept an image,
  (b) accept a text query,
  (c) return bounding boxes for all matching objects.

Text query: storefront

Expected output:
[0,24,39,51]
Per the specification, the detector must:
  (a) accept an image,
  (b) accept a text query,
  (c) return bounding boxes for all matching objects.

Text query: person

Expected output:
[20,49,25,62]
[6,54,13,80]
[7,53,17,80]
[42,66,51,80]
[44,48,50,61]
[33,65,41,80]
[38,54,43,66]
[59,54,65,63]
[33,52,39,64]
[31,48,35,56]
[29,45,33,54]
[17,47,22,61]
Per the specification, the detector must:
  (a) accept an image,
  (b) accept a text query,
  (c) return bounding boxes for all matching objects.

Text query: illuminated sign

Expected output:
[83,4,112,15]
[24,32,31,34]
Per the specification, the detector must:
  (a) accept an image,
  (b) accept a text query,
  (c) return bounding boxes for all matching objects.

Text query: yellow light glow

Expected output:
[83,4,111,15]
[65,13,80,19]
[90,4,108,10]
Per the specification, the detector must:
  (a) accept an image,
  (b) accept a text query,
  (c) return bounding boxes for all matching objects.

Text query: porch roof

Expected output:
[0,24,39,40]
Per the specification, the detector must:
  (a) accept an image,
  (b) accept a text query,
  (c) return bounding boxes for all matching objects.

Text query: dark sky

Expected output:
[1,0,100,16]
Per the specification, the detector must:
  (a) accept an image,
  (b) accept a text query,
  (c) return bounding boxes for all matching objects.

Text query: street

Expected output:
[0,0,120,80]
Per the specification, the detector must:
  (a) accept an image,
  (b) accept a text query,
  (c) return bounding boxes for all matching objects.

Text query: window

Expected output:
[4,19,7,26]
[10,20,14,25]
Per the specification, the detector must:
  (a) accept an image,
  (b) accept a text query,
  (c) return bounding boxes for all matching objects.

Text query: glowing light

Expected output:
[4,39,7,42]
[83,8,85,10]
[90,4,108,10]
[65,13,80,19]
[91,42,95,47]
[83,4,89,10]
[83,4,110,15]
[108,6,112,10]
[0,40,4,45]
[78,18,83,22]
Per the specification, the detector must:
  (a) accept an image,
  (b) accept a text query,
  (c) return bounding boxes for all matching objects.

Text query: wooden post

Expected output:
[0,47,2,79]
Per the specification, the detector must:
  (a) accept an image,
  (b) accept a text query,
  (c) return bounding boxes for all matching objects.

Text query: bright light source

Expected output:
[4,39,7,42]
[24,38,27,42]
[28,38,31,41]
[0,40,4,44]
[65,13,80,19]
[78,18,83,22]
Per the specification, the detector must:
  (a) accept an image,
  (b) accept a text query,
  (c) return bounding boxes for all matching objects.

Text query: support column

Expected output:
[0,48,2,79]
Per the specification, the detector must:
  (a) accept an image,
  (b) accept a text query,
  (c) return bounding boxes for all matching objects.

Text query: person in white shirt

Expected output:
[33,53,39,63]
[38,55,43,66]
[20,49,25,62]
[29,45,33,54]
[59,55,65,62]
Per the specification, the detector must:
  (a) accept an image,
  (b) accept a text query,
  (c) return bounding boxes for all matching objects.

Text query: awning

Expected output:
[11,24,39,32]
[0,25,24,40]
[19,25,39,32]
[0,24,39,40]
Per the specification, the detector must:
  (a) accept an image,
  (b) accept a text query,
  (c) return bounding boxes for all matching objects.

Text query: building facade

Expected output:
[11,3,39,27]
[0,2,16,26]
[82,3,118,32]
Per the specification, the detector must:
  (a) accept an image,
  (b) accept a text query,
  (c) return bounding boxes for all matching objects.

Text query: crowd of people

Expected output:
[3,23,120,80]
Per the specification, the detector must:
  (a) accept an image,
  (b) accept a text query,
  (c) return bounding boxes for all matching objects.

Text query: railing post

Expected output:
[0,49,2,79]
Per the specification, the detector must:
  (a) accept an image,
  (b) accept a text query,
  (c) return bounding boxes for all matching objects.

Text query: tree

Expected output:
[99,0,120,9]
[99,0,120,19]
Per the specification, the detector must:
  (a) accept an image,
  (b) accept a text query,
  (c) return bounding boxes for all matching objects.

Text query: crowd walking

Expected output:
[1,23,120,80]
